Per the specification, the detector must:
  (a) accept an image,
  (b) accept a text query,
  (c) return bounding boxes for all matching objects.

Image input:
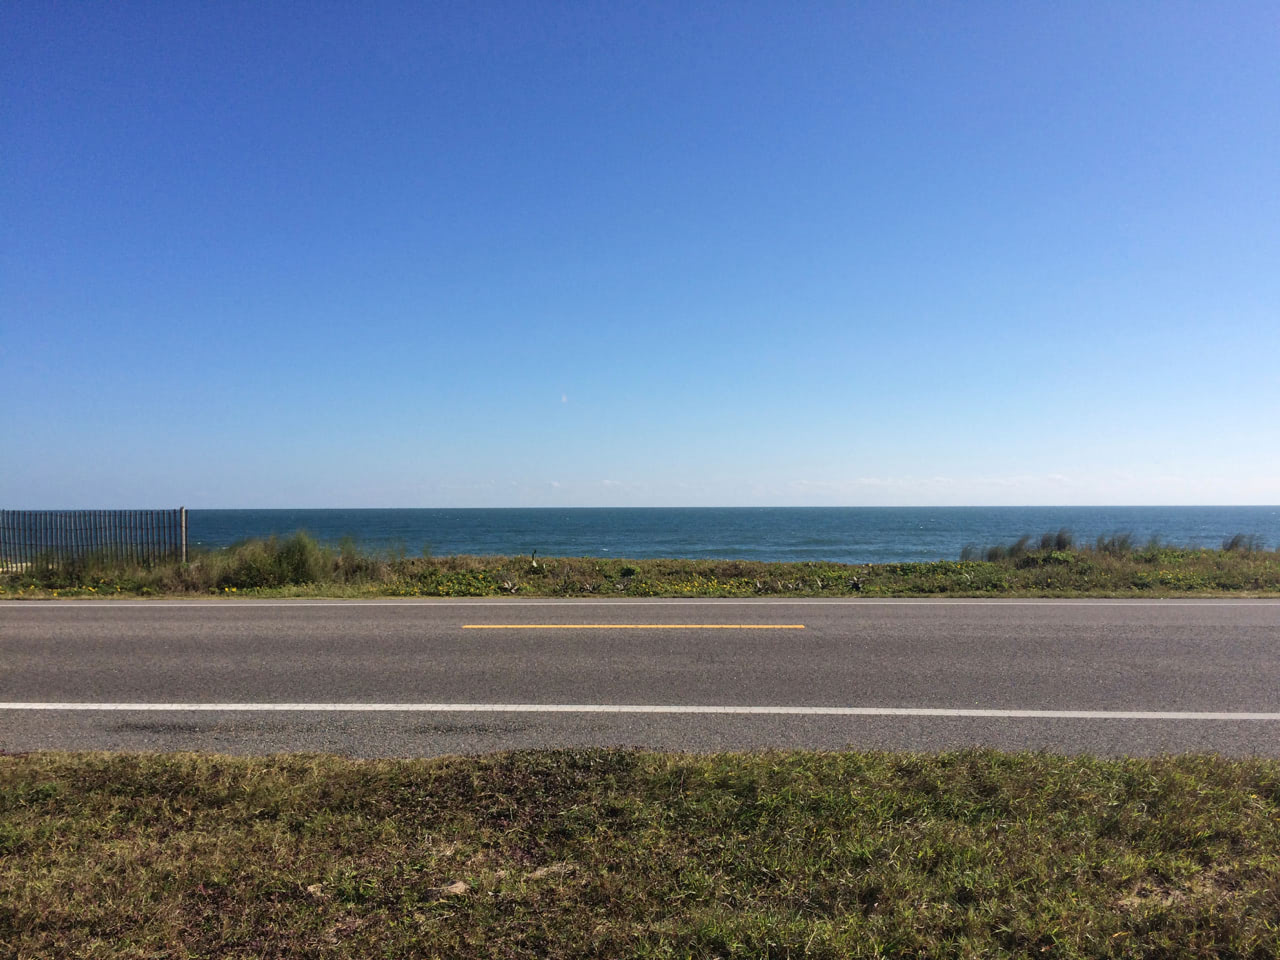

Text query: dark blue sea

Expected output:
[188,507,1280,564]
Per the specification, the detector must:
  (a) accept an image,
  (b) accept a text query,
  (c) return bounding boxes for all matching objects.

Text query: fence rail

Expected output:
[0,508,188,569]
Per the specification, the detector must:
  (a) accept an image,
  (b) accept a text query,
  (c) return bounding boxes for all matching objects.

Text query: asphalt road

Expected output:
[2,598,1278,756]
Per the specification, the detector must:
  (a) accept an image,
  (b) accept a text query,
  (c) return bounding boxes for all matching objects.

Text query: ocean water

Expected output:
[187,507,1280,565]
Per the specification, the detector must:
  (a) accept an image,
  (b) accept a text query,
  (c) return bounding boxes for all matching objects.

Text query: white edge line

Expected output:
[2,703,1278,720]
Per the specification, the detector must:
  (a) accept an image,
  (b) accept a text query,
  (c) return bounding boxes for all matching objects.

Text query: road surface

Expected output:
[2,598,1278,755]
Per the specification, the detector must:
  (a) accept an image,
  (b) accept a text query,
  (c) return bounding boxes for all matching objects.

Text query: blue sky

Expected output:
[3,1,1277,507]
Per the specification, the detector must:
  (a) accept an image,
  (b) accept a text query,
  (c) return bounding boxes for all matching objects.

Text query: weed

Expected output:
[1,750,1278,958]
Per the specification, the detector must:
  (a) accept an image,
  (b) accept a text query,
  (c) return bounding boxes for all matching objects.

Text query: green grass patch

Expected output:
[3,530,1279,599]
[2,749,1279,957]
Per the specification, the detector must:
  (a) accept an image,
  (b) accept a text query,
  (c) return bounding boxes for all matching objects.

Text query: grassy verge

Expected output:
[3,750,1278,958]
[2,530,1279,598]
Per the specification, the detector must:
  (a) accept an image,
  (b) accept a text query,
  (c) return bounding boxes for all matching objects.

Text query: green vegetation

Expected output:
[3,749,1278,958]
[2,529,1278,599]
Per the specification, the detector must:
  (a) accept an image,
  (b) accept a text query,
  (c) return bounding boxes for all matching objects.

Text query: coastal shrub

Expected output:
[1157,569,1209,590]
[1222,533,1266,553]
[1038,528,1073,551]
[5,533,1279,599]
[335,536,392,582]
[418,570,497,596]
[1015,549,1076,569]
[1135,538,1163,563]
[276,532,329,583]
[215,533,332,588]
[1095,533,1135,557]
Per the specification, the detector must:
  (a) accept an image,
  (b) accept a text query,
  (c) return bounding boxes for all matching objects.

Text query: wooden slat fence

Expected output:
[0,508,188,569]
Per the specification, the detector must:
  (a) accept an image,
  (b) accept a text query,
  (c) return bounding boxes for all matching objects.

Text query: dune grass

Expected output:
[3,749,1279,958]
[3,529,1279,599]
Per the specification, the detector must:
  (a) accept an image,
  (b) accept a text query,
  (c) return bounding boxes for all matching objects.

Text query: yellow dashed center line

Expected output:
[463,624,805,630]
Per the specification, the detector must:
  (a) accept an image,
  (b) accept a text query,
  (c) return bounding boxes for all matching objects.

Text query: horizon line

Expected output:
[6,504,1278,512]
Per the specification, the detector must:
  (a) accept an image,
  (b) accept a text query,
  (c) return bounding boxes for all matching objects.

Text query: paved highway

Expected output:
[2,599,1278,755]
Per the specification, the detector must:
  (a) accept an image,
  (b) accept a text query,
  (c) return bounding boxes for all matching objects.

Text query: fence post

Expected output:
[181,507,188,563]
